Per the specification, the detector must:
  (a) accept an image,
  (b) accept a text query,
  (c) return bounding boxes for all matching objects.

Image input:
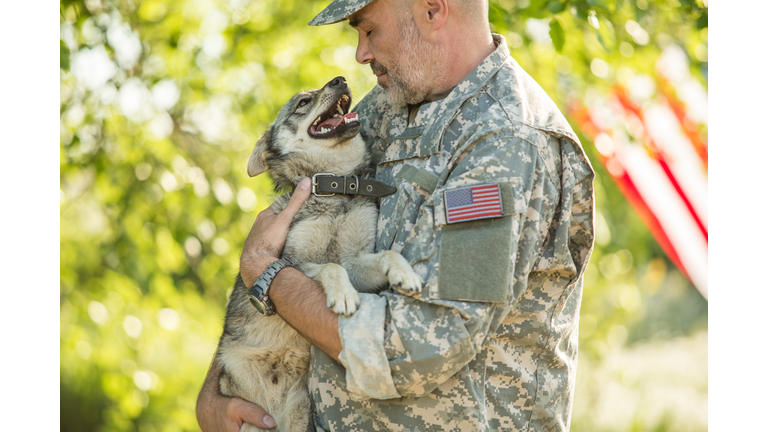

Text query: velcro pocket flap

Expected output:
[394,126,424,140]
[395,165,440,194]
[379,128,440,164]
[431,178,525,303]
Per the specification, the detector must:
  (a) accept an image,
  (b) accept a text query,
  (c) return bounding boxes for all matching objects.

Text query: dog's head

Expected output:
[247,76,364,181]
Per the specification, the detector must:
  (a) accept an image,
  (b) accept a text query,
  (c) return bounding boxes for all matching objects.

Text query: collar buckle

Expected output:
[311,173,337,197]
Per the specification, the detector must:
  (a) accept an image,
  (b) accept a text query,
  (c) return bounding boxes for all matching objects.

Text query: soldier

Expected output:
[197,0,595,431]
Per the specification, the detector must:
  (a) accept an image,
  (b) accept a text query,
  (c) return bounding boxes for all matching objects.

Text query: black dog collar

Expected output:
[311,173,396,198]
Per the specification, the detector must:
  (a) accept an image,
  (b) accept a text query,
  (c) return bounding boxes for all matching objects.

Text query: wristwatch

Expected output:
[247,257,295,316]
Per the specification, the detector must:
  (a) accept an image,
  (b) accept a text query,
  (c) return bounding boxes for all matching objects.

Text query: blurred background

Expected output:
[59,0,708,430]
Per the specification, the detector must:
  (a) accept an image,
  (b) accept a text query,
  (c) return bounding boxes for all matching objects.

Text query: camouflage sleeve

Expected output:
[338,131,557,400]
[336,293,401,400]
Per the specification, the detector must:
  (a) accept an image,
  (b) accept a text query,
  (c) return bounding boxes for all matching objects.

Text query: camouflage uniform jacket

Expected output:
[308,34,595,432]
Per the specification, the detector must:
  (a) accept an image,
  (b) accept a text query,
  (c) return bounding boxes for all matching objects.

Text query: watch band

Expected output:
[311,173,396,198]
[259,257,295,290]
[248,257,294,315]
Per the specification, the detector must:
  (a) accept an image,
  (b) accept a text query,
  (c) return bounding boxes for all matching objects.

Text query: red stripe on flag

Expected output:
[655,78,708,170]
[448,203,501,215]
[567,101,691,282]
[610,162,689,280]
[655,156,708,242]
[449,209,504,222]
[612,86,708,243]
[449,205,502,217]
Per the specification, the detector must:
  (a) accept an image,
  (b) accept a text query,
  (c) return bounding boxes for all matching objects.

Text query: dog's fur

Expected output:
[215,77,422,432]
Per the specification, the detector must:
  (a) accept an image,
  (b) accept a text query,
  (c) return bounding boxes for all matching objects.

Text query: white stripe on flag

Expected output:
[643,104,708,228]
[618,141,708,297]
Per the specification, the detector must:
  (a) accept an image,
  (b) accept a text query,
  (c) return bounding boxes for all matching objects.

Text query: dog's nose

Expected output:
[329,76,346,88]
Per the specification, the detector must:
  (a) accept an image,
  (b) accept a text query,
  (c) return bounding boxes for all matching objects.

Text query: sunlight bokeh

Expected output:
[60,0,708,430]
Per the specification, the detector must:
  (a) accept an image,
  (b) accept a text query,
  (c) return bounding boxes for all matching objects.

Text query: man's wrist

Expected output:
[240,253,280,288]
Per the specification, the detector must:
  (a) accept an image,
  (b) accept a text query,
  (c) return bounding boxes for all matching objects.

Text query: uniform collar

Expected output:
[373,35,511,163]
[390,34,509,141]
[407,85,456,125]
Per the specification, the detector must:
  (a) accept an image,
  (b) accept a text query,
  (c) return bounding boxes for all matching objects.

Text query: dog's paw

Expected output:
[388,267,423,295]
[386,259,423,296]
[326,283,360,317]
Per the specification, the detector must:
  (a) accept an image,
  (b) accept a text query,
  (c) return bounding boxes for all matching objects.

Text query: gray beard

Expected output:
[382,16,448,107]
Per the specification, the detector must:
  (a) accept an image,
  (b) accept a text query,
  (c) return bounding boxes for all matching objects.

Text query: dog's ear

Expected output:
[247,128,271,177]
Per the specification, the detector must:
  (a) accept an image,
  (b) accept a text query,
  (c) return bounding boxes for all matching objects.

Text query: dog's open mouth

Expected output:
[309,94,360,138]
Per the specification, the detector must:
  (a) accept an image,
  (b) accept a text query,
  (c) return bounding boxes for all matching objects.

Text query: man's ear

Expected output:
[413,0,448,41]
[420,0,448,30]
[247,128,271,177]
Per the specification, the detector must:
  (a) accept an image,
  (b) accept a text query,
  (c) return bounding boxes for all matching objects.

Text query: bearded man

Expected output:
[197,0,595,431]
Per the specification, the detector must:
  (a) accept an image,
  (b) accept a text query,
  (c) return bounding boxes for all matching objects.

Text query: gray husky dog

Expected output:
[215,77,422,432]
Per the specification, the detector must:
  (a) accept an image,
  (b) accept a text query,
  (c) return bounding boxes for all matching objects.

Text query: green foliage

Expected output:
[60,0,707,430]
[549,16,565,53]
[61,39,71,70]
[697,10,708,30]
[547,0,567,15]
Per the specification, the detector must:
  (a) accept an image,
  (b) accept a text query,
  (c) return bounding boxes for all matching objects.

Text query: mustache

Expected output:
[370,60,387,75]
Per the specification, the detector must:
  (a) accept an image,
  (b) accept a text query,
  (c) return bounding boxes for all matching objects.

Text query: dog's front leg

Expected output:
[344,251,423,295]
[301,262,360,316]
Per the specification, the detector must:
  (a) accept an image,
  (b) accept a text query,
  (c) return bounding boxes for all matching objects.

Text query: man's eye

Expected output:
[366,30,372,37]
[297,98,310,108]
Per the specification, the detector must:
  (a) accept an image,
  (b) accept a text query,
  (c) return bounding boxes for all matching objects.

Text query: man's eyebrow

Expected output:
[348,14,366,28]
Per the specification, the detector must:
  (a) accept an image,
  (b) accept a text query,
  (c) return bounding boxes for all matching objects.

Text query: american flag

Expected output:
[444,183,503,224]
[568,46,708,298]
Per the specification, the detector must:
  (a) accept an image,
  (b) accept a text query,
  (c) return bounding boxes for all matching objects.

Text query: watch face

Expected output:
[249,295,267,314]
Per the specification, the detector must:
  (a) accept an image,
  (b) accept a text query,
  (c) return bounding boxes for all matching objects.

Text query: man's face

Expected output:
[349,0,448,106]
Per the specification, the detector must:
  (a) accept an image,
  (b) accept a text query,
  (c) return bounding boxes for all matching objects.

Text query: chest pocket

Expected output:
[375,129,440,255]
[431,178,527,304]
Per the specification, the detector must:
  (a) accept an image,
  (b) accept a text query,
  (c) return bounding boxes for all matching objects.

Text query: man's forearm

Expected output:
[241,255,342,362]
[272,267,342,361]
[196,357,223,424]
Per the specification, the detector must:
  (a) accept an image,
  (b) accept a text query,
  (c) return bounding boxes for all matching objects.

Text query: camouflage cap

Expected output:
[309,0,376,26]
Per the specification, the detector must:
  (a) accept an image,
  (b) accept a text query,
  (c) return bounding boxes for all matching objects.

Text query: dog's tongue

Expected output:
[318,117,343,129]
[318,112,358,129]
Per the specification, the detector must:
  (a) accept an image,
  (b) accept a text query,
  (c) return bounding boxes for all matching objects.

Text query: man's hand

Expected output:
[198,179,313,431]
[197,392,276,432]
[237,175,343,359]
[197,360,277,431]
[240,177,312,286]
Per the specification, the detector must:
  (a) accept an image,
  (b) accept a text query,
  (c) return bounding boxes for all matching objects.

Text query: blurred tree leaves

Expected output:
[547,0,567,14]
[61,39,71,70]
[697,10,708,29]
[60,0,707,430]
[549,16,565,52]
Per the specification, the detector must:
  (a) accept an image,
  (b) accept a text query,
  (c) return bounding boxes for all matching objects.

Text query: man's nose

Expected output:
[355,34,373,65]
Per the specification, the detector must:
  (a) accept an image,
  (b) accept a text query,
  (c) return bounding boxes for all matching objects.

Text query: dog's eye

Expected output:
[297,98,310,108]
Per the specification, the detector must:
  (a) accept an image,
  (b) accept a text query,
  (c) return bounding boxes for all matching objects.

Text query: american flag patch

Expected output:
[444,183,503,224]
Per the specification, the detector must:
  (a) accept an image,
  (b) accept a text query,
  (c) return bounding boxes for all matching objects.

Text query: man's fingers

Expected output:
[280,177,312,218]
[229,398,277,430]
